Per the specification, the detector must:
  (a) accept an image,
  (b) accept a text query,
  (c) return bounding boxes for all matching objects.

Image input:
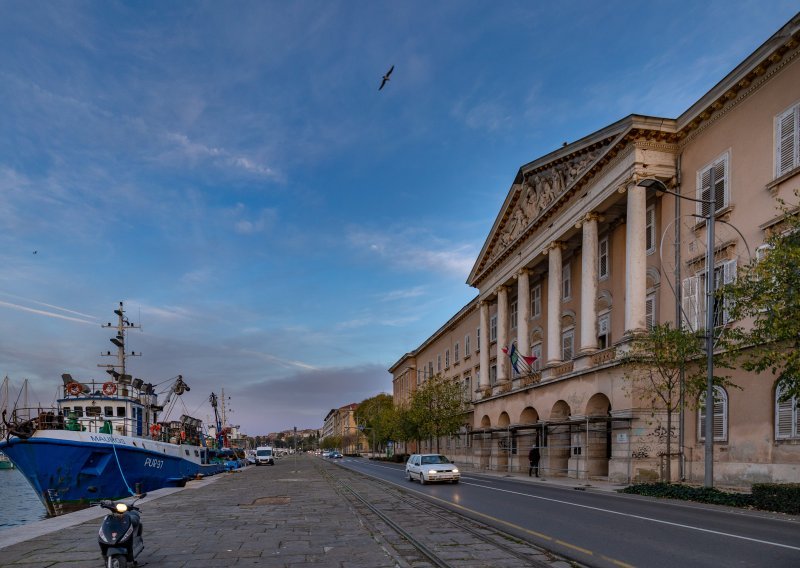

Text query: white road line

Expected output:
[460,481,800,552]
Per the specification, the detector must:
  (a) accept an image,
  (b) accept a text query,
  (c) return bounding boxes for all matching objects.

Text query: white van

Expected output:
[255,446,275,466]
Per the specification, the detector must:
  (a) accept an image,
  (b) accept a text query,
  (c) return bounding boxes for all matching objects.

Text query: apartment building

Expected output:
[390,13,800,486]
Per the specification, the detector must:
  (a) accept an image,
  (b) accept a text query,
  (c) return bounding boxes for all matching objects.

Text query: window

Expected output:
[104,406,114,417]
[476,328,481,351]
[646,293,656,330]
[489,364,497,385]
[562,262,571,301]
[463,377,472,402]
[445,349,450,369]
[776,102,799,177]
[531,343,542,371]
[437,354,442,372]
[510,300,518,329]
[682,259,737,330]
[85,406,100,417]
[428,362,434,379]
[776,385,800,440]
[454,342,460,362]
[116,407,126,417]
[599,236,609,280]
[73,406,84,417]
[646,205,656,255]
[697,153,729,219]
[561,329,574,361]
[465,334,471,356]
[598,313,610,349]
[490,315,497,342]
[531,284,542,318]
[698,386,728,442]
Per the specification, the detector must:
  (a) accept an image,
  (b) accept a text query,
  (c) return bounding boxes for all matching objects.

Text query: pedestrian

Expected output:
[528,443,540,477]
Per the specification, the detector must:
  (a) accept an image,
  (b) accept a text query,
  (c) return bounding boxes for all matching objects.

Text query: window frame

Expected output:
[775,385,800,440]
[490,315,498,342]
[597,311,611,349]
[454,342,460,363]
[531,283,542,318]
[465,334,471,357]
[598,235,610,280]
[645,293,656,330]
[696,151,729,220]
[646,204,656,255]
[776,102,800,178]
[698,386,728,442]
[531,343,542,371]
[510,300,518,329]
[561,328,574,361]
[562,261,571,301]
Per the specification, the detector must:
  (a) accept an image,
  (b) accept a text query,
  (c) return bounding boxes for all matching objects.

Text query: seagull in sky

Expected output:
[379,65,394,91]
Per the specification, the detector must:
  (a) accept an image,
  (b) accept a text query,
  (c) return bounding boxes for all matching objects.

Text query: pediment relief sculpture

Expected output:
[490,148,604,261]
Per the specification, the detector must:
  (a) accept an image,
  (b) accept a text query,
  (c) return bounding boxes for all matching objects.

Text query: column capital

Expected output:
[517,267,530,277]
[575,211,605,228]
[495,284,508,295]
[543,241,567,255]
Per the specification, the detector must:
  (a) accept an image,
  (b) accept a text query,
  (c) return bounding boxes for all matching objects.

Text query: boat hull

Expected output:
[0,430,225,515]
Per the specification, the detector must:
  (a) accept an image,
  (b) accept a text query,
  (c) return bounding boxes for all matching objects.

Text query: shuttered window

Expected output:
[531,284,542,317]
[490,315,497,342]
[562,261,571,301]
[510,300,518,329]
[531,343,542,371]
[597,313,610,349]
[646,205,656,254]
[698,386,728,442]
[697,153,729,219]
[645,293,656,329]
[776,103,799,178]
[454,342,460,362]
[599,236,609,280]
[465,334,471,356]
[776,386,800,440]
[561,329,574,361]
[682,259,737,331]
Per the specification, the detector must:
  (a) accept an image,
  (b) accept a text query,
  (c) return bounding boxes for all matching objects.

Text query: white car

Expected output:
[405,454,460,484]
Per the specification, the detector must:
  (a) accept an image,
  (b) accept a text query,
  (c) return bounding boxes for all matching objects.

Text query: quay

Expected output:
[0,456,588,568]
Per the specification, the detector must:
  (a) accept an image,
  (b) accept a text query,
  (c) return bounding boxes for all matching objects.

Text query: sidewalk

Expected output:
[0,457,402,567]
[462,467,630,493]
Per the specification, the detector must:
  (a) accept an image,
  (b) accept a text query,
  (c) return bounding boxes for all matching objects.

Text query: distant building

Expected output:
[322,403,368,453]
[391,13,800,486]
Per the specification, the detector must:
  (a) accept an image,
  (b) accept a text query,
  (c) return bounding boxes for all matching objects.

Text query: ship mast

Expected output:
[98,301,140,386]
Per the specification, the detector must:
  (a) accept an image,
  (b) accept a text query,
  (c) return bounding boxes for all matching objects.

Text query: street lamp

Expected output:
[637,176,717,488]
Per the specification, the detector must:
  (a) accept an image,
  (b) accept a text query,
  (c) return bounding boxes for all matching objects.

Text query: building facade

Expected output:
[390,14,800,487]
[322,403,368,453]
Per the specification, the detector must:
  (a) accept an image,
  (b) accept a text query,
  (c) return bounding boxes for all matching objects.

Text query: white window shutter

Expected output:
[722,259,737,324]
[682,276,700,331]
[713,157,727,214]
[776,106,797,177]
[776,396,794,439]
[645,295,655,329]
[699,168,712,218]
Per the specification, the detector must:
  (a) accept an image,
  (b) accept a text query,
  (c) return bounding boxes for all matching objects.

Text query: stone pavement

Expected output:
[0,456,612,567]
[0,456,402,567]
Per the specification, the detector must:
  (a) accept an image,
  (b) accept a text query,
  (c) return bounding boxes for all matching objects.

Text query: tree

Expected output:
[409,373,466,453]
[622,323,734,481]
[354,393,394,455]
[725,192,800,400]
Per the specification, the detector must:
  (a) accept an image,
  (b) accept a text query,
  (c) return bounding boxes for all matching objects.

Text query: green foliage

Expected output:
[408,373,467,451]
[354,393,394,450]
[751,483,800,515]
[724,191,800,400]
[620,483,753,508]
[319,435,341,450]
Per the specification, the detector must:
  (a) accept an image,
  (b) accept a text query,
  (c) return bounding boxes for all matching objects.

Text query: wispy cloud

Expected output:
[0,299,96,325]
[377,286,427,302]
[164,131,281,180]
[347,227,477,278]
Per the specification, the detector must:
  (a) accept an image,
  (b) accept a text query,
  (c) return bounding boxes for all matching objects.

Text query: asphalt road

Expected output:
[335,457,800,568]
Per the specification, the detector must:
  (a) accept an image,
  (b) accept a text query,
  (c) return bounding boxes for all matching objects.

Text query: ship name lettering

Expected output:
[90,435,126,445]
[144,457,164,469]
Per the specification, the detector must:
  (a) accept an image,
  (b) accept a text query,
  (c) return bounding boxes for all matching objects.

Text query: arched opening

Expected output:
[520,407,541,472]
[497,412,512,469]
[479,415,491,469]
[584,393,612,477]
[547,401,571,477]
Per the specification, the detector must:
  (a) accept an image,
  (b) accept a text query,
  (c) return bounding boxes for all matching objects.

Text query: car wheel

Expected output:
[419,473,426,485]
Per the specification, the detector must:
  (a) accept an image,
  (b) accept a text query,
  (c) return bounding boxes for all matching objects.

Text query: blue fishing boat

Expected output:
[0,302,226,515]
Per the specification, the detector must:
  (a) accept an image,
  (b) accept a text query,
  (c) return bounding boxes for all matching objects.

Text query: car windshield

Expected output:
[421,455,450,465]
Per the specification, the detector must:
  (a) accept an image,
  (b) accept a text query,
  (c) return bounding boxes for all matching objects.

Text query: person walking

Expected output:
[528,443,541,477]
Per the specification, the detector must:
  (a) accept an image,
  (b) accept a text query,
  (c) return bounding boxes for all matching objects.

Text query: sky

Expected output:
[1,1,797,435]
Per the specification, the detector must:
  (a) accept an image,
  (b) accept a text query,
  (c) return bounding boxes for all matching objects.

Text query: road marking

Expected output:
[461,481,800,552]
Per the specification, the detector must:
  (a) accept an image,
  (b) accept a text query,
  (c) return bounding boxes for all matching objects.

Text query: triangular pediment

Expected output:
[467,118,637,287]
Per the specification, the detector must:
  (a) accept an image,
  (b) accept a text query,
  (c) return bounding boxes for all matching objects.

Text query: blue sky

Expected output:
[1,1,797,434]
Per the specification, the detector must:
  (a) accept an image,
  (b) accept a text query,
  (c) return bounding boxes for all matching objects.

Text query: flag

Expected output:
[509,343,520,373]
[522,355,537,367]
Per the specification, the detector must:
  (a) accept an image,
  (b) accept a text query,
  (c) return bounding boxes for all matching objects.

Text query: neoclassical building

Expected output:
[390,13,800,486]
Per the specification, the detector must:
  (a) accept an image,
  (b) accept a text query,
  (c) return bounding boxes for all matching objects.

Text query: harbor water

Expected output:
[0,468,47,530]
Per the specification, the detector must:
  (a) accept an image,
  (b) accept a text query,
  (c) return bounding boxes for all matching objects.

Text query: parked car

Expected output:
[405,454,460,484]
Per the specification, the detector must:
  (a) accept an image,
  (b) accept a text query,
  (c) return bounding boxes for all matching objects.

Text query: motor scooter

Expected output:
[97,494,146,568]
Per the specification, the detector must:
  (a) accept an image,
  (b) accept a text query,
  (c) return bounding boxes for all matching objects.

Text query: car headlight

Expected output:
[428,469,437,475]
[452,468,459,473]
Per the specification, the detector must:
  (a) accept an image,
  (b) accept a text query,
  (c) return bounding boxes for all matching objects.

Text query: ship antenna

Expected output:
[98,301,141,387]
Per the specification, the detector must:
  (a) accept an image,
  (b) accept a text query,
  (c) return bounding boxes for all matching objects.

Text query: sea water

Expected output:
[0,468,47,530]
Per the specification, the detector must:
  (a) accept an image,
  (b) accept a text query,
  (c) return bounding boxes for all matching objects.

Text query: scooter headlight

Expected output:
[115,503,128,513]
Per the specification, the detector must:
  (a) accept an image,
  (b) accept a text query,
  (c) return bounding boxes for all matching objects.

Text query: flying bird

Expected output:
[379,65,394,91]
[32,251,37,255]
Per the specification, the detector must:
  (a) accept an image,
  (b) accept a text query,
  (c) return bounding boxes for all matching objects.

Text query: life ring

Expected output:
[66,382,82,396]
[102,382,117,396]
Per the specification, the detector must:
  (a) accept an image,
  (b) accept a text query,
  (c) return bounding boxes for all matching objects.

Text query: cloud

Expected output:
[347,227,477,278]
[164,131,281,180]
[377,286,427,302]
[0,298,96,325]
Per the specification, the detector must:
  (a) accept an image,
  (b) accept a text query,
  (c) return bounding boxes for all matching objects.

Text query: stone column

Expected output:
[497,286,509,383]
[479,300,490,390]
[517,269,531,362]
[545,242,565,365]
[579,213,603,353]
[624,183,647,334]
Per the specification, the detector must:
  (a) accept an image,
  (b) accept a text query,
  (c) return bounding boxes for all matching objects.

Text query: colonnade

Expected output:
[477,184,648,390]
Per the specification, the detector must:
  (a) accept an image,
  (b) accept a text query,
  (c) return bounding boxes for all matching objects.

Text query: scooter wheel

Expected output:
[107,555,127,568]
